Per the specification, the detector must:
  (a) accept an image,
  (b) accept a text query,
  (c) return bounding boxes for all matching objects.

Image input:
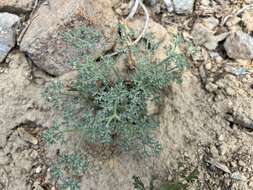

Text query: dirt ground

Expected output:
[1,0,253,190]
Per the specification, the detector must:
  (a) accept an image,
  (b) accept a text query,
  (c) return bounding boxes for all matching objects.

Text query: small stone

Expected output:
[231,161,237,168]
[234,113,253,129]
[35,166,42,174]
[238,160,246,167]
[202,17,219,30]
[209,52,223,64]
[0,13,20,63]
[201,0,210,6]
[218,135,224,141]
[242,9,253,32]
[192,23,228,50]
[210,145,219,158]
[205,82,218,92]
[226,16,241,27]
[173,0,195,14]
[224,31,253,59]
[205,62,212,70]
[34,78,46,85]
[225,87,236,96]
[204,32,229,50]
[206,159,231,173]
[219,144,227,156]
[164,0,174,12]
[0,150,9,165]
[231,172,247,181]
[192,23,213,45]
[30,150,39,159]
[17,128,38,145]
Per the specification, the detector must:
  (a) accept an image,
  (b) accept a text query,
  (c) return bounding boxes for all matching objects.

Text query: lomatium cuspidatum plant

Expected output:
[43,24,187,189]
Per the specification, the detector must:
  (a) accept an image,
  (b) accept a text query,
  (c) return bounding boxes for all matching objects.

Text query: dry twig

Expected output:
[222,4,253,26]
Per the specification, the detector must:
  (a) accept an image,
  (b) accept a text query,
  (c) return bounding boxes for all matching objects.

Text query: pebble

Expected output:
[238,160,246,167]
[226,16,241,27]
[35,166,42,174]
[224,31,253,60]
[17,128,38,145]
[0,150,9,165]
[210,145,219,158]
[209,52,223,64]
[205,62,212,70]
[225,87,236,96]
[219,144,227,156]
[173,0,195,14]
[231,171,247,181]
[202,17,219,30]
[164,0,174,12]
[242,9,253,32]
[206,82,218,92]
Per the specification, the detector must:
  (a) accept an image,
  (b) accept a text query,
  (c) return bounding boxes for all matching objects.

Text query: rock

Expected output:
[225,87,236,96]
[204,32,229,50]
[226,16,241,27]
[0,150,9,165]
[233,112,253,129]
[209,52,223,64]
[35,166,42,173]
[210,145,219,158]
[192,23,228,50]
[224,31,253,60]
[0,0,34,13]
[201,0,210,6]
[0,13,20,63]
[206,159,231,173]
[231,172,247,181]
[32,181,44,190]
[17,128,38,145]
[20,0,118,76]
[173,0,195,14]
[164,0,174,12]
[202,17,219,30]
[242,9,253,32]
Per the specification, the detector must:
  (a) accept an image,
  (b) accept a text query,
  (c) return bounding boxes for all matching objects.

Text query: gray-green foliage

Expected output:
[49,153,88,190]
[43,24,187,189]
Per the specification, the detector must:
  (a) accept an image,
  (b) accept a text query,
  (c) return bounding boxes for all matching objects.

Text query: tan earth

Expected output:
[1,0,253,190]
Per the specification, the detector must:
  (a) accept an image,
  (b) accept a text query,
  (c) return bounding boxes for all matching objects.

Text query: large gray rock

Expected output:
[0,0,34,13]
[173,0,195,14]
[0,13,20,63]
[224,31,253,59]
[20,0,118,76]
